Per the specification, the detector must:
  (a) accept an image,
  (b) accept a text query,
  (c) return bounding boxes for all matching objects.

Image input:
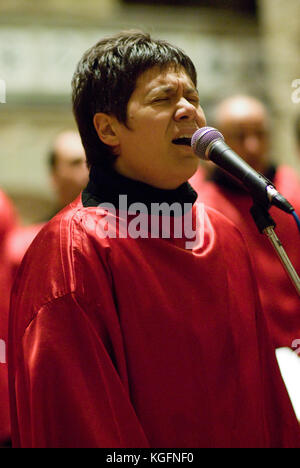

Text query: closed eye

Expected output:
[186,96,200,105]
[152,97,169,103]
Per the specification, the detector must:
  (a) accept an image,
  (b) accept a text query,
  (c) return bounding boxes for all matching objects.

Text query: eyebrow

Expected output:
[147,85,199,98]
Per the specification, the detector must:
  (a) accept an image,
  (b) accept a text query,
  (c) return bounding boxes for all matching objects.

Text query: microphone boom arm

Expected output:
[250,203,300,297]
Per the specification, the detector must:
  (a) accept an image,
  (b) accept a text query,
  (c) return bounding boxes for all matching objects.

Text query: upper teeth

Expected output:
[178,134,192,138]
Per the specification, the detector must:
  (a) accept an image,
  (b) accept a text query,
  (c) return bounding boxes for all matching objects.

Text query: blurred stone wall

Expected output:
[0,0,299,223]
[258,0,300,171]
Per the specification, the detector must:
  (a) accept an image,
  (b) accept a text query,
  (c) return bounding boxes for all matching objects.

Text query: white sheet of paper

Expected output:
[275,347,300,421]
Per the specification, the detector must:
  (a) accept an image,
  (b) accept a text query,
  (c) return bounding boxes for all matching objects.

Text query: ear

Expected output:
[93,113,120,149]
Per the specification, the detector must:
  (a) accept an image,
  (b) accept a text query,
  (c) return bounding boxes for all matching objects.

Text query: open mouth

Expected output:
[172,137,192,146]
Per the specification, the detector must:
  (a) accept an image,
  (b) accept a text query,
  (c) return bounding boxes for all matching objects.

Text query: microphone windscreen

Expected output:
[191,126,224,159]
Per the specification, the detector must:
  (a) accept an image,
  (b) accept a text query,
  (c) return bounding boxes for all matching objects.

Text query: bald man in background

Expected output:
[49,130,89,211]
[7,130,89,276]
[192,95,300,351]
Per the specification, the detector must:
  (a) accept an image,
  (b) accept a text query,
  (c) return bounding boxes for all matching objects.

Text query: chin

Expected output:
[181,158,199,177]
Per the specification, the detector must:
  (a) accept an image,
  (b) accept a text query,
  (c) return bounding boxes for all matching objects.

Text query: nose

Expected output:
[174,97,198,121]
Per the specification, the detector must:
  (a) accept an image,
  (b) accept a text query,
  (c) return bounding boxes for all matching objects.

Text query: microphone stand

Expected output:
[250,203,300,297]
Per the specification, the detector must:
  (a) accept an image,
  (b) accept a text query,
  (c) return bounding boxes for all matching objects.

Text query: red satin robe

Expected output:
[5,223,45,281]
[192,165,300,350]
[0,189,18,445]
[8,196,300,447]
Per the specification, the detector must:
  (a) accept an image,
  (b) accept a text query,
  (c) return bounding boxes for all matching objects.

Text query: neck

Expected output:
[82,165,198,214]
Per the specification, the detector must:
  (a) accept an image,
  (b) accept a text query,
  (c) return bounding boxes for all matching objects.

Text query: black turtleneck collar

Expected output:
[208,164,277,193]
[82,165,198,213]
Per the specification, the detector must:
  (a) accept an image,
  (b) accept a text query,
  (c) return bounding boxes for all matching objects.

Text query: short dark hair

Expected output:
[71,30,197,169]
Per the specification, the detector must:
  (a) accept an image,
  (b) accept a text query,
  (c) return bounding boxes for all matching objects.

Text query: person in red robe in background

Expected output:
[0,189,18,446]
[6,130,89,281]
[191,95,300,351]
[1,130,88,447]
[8,31,300,448]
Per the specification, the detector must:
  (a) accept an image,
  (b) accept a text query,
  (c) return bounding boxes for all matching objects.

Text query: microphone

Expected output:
[191,126,294,213]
